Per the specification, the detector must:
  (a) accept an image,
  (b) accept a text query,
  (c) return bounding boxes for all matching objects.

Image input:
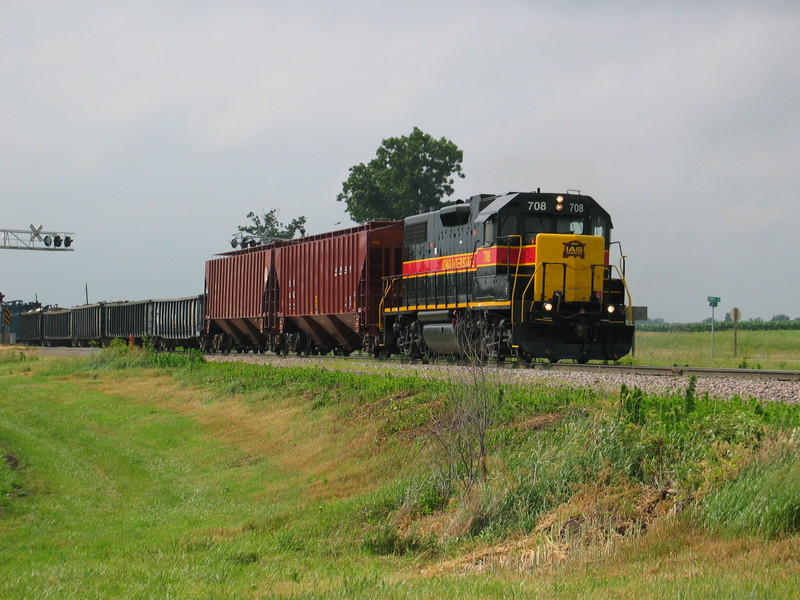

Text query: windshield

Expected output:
[524,215,587,241]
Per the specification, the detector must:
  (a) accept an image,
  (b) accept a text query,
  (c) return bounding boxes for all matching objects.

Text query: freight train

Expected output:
[16,190,634,363]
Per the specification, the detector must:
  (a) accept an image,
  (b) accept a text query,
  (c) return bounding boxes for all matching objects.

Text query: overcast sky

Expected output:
[2,1,799,322]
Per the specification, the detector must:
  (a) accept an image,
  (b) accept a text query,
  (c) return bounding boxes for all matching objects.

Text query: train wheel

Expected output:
[396,319,423,359]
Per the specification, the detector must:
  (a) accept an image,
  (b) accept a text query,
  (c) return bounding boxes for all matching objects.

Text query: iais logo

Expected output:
[562,240,586,259]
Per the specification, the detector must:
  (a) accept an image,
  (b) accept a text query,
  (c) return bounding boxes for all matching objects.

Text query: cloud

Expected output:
[1,1,799,320]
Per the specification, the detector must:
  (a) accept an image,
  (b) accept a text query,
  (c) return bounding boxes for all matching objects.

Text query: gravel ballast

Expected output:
[204,355,800,404]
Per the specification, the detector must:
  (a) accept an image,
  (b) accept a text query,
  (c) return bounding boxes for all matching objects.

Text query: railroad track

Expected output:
[204,351,800,382]
[25,346,800,400]
[546,362,800,381]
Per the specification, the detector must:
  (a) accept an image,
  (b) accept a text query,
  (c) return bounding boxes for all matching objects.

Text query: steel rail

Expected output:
[201,350,800,381]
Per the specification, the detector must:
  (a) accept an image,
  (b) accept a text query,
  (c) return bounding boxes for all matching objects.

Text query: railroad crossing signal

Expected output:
[1,225,75,251]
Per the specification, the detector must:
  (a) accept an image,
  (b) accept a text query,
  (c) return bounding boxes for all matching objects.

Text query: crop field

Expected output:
[1,344,799,599]
[628,329,800,370]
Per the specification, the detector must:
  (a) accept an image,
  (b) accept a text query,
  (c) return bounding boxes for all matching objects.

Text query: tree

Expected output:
[238,209,306,243]
[337,127,465,223]
[770,314,791,322]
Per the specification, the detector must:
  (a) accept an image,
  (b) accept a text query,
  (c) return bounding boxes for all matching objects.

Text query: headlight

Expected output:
[544,302,554,312]
[606,305,616,314]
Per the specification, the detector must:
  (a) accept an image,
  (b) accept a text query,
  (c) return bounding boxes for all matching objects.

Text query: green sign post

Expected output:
[707,297,721,357]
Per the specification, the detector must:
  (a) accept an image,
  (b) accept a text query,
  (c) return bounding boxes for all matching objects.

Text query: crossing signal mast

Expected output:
[1,224,75,251]
[1,225,74,339]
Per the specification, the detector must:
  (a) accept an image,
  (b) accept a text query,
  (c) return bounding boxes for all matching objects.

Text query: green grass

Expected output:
[629,329,800,370]
[703,440,800,538]
[1,347,800,598]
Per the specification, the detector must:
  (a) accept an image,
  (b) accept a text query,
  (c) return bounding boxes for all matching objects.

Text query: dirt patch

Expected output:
[425,477,679,575]
[505,411,573,433]
[2,453,21,470]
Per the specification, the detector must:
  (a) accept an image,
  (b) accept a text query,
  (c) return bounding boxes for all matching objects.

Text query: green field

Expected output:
[1,345,799,599]
[629,329,800,370]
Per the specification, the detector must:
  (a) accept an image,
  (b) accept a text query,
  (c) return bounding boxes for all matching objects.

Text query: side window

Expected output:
[592,217,608,239]
[483,219,495,244]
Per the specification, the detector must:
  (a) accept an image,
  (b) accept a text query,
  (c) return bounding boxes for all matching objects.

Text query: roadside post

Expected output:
[707,296,720,357]
[731,307,742,357]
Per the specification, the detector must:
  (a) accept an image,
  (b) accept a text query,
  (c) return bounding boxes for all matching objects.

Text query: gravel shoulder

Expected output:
[204,354,800,404]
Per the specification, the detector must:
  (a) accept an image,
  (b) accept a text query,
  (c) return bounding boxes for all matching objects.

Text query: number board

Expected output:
[526,200,585,214]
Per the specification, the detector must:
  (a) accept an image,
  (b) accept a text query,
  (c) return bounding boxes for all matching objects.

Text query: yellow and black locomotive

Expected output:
[380,190,634,362]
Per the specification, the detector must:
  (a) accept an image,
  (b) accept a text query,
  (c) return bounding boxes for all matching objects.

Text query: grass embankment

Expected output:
[1,345,799,598]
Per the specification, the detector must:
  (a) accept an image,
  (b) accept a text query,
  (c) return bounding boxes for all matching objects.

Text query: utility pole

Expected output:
[1,224,75,251]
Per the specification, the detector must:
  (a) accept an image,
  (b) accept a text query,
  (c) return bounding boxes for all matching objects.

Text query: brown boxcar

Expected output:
[204,246,278,351]
[273,221,403,354]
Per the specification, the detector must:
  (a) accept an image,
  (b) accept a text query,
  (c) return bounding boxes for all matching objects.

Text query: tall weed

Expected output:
[703,433,800,538]
[478,381,791,537]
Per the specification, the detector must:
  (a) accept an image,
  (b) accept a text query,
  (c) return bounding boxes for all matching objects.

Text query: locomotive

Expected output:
[16,190,634,363]
[380,190,633,362]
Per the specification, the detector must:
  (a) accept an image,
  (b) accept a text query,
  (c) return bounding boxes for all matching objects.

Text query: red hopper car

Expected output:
[203,221,403,355]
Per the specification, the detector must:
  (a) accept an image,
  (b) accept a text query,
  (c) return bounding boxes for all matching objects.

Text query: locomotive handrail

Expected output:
[608,264,634,325]
[517,261,633,324]
[521,261,567,315]
[378,275,403,331]
[519,264,540,323]
[505,236,524,325]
